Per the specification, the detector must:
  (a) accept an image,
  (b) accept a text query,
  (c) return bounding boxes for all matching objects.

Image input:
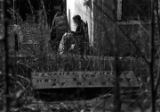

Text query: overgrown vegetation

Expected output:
[1,0,160,112]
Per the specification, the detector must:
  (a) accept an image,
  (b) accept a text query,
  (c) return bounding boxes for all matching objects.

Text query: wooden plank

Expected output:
[32,71,139,89]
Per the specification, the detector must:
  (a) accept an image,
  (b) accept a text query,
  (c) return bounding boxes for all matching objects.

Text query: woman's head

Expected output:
[73,15,82,25]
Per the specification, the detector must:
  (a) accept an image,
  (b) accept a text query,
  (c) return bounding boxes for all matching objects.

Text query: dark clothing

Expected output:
[72,21,86,55]
[50,13,68,51]
[73,22,85,35]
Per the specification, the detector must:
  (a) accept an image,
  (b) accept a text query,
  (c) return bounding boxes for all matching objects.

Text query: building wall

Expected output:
[93,0,115,55]
[66,0,116,54]
[67,0,154,56]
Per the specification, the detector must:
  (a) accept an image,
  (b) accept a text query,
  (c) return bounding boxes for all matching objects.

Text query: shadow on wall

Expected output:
[91,0,151,57]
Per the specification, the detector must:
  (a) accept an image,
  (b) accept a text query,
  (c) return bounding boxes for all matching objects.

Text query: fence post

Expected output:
[2,0,9,111]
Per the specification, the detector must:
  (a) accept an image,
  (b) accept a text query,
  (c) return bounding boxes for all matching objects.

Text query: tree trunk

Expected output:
[150,0,156,112]
[2,0,9,112]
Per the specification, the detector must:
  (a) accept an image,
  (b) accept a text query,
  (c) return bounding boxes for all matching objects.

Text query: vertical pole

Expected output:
[113,26,121,112]
[103,98,106,112]
[2,0,9,111]
[113,0,121,112]
[151,0,156,112]
[13,0,15,21]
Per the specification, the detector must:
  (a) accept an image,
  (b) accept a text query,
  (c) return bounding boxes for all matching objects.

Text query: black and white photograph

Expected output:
[0,0,160,112]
